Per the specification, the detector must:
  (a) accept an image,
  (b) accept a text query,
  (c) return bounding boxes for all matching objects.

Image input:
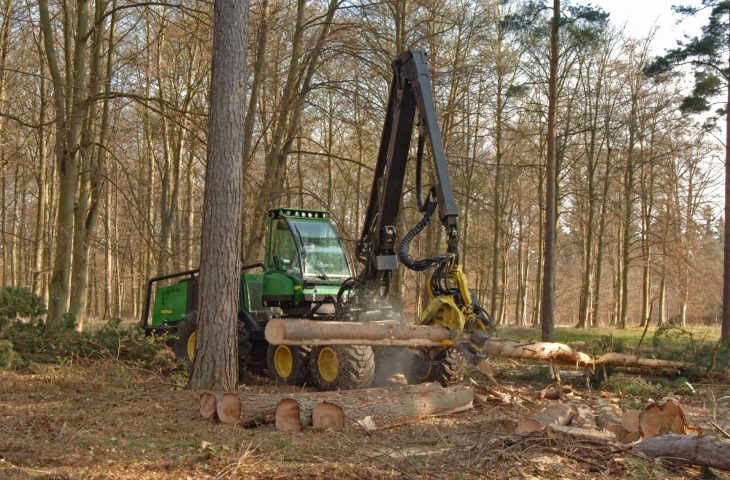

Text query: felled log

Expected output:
[515,403,575,434]
[549,424,617,442]
[274,383,473,433]
[206,383,450,427]
[595,352,692,370]
[633,435,730,471]
[266,319,691,370]
[265,318,453,347]
[639,398,686,439]
[595,401,623,429]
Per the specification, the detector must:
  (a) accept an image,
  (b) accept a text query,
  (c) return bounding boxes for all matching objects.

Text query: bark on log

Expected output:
[266,319,690,370]
[274,383,473,432]
[595,401,623,429]
[549,424,617,442]
[633,435,730,471]
[265,318,454,347]
[215,383,445,426]
[594,352,691,370]
[515,403,575,434]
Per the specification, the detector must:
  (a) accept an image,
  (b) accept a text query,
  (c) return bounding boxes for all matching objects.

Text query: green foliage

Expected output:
[0,339,19,369]
[0,316,181,373]
[646,0,728,123]
[0,286,46,323]
[602,374,660,396]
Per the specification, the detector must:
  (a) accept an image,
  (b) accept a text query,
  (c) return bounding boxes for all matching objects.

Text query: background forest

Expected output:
[0,0,723,331]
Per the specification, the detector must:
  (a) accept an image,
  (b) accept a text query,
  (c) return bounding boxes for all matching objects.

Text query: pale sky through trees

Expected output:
[592,0,708,53]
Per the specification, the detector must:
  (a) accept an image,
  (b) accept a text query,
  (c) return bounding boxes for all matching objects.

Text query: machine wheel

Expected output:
[427,347,465,386]
[267,344,311,385]
[309,345,375,390]
[173,312,252,380]
[172,312,197,362]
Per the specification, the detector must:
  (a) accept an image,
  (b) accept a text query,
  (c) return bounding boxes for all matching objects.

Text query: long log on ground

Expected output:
[209,383,446,426]
[286,384,474,433]
[266,319,690,370]
[633,435,730,471]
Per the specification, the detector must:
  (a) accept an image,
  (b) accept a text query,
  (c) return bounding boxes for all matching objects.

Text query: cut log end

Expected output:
[312,402,344,430]
[639,399,686,439]
[199,392,218,421]
[276,398,303,433]
[217,392,242,425]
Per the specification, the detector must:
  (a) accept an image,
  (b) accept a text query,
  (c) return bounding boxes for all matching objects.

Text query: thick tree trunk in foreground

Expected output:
[188,0,248,390]
[633,435,730,471]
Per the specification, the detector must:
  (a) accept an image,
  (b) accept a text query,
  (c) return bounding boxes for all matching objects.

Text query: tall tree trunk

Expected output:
[541,0,559,341]
[721,2,730,344]
[42,0,92,327]
[188,0,249,391]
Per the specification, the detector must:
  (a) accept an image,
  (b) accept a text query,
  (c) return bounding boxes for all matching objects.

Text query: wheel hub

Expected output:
[317,346,339,383]
[274,345,294,378]
[187,331,197,360]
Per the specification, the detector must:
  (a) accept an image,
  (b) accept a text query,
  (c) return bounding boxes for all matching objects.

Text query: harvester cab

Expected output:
[261,207,351,317]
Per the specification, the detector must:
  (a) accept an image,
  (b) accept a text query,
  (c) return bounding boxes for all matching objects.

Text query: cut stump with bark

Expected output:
[633,435,730,471]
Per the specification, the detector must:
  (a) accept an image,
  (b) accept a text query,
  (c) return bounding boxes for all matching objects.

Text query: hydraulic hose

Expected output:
[398,201,450,271]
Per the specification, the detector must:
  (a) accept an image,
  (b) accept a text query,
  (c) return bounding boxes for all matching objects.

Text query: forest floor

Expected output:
[1,326,729,480]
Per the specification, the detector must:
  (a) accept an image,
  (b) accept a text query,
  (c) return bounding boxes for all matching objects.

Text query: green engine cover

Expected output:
[151,281,189,327]
[262,271,303,307]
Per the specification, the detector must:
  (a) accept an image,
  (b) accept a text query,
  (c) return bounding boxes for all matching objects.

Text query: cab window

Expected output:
[270,219,301,274]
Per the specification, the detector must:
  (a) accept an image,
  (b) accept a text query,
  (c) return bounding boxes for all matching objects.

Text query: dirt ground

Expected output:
[1,359,729,480]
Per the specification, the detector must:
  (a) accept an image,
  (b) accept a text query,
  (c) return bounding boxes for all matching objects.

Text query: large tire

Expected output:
[427,347,465,386]
[309,345,375,390]
[172,312,197,362]
[267,344,311,385]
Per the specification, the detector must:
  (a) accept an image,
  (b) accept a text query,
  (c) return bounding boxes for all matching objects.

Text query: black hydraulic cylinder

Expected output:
[358,49,460,281]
